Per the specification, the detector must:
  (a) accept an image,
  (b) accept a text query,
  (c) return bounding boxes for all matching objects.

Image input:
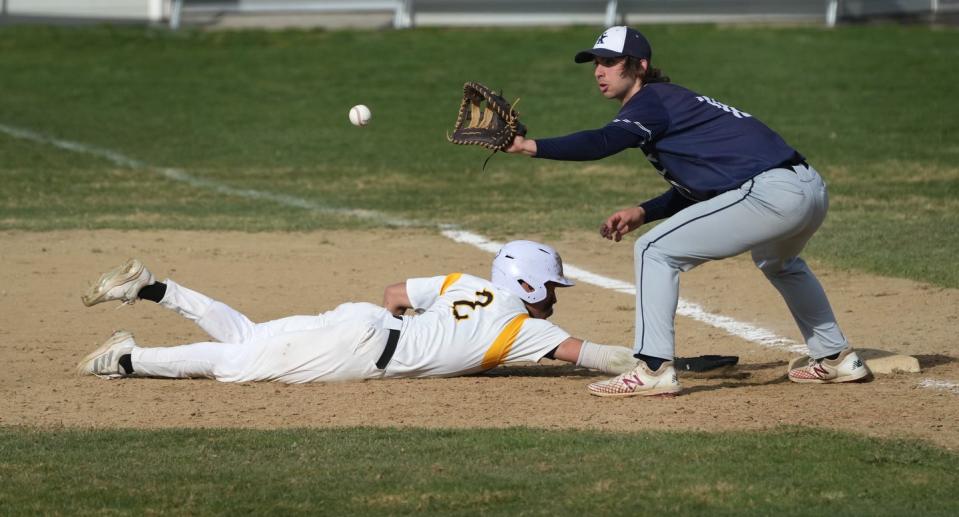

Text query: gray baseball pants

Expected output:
[634,163,847,360]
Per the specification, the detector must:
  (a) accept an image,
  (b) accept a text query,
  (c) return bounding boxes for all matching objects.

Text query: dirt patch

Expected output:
[1,230,957,448]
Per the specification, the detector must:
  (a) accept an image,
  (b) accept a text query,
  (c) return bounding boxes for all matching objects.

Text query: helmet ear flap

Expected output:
[491,257,538,303]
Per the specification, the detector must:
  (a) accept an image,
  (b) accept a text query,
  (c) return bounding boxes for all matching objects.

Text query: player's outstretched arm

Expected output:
[550,337,583,362]
[549,337,639,374]
[383,282,412,316]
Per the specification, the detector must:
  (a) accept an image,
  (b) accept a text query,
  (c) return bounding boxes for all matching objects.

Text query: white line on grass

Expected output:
[0,124,413,227]
[10,122,954,397]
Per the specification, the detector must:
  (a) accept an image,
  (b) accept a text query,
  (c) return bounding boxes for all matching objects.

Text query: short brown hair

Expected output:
[622,56,670,84]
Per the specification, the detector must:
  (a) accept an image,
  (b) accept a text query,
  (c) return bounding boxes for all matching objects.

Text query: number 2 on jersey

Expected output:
[452,290,494,320]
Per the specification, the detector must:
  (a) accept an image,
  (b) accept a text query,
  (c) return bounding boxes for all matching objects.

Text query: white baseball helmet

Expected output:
[491,240,575,303]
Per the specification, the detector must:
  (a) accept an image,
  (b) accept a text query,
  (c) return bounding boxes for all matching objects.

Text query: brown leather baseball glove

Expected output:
[447,82,526,168]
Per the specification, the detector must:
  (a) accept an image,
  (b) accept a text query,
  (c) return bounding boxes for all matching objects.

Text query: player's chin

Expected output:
[527,299,555,319]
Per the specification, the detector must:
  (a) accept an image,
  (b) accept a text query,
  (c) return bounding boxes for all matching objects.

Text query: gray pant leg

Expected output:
[633,184,770,360]
[633,166,841,359]
[751,166,847,358]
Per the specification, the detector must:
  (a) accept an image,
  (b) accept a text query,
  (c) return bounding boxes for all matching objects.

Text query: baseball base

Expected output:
[789,348,921,375]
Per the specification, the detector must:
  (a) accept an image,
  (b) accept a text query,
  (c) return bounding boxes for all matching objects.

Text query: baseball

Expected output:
[349,104,372,127]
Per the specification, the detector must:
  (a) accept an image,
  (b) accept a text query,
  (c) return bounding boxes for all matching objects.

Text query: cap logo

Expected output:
[592,26,627,53]
[574,26,647,65]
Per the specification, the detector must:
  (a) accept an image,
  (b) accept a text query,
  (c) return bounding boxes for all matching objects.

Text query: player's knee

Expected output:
[754,256,803,277]
[756,261,782,278]
[635,238,685,271]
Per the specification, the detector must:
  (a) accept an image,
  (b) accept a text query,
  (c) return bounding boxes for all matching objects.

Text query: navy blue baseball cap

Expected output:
[574,26,652,63]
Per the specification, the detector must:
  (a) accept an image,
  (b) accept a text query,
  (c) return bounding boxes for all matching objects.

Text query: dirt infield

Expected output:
[1,230,957,448]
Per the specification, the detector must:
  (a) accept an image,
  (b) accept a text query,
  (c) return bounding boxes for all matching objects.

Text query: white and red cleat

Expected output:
[788,347,871,384]
[587,360,681,397]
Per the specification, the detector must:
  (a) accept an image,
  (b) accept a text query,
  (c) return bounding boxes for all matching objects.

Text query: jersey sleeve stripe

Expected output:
[480,314,529,370]
[439,273,462,295]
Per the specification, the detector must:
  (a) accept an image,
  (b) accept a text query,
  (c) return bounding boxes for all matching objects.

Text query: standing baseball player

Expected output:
[77,240,653,386]
[505,26,870,396]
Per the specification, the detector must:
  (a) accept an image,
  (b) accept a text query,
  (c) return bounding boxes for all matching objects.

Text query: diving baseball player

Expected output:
[505,26,870,396]
[76,240,648,385]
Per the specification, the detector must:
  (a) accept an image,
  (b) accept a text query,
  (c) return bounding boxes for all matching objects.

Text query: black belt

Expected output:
[375,316,402,370]
[775,152,808,171]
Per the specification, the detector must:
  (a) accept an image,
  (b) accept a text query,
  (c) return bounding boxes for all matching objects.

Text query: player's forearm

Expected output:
[639,187,698,222]
[575,341,640,374]
[550,337,583,362]
[382,282,412,316]
[534,126,639,161]
[550,338,640,374]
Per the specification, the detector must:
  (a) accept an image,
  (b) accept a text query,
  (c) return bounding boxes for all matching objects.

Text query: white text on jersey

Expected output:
[695,95,752,119]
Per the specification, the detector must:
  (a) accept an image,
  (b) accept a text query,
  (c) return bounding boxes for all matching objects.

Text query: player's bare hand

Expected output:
[505,135,537,156]
[600,206,646,242]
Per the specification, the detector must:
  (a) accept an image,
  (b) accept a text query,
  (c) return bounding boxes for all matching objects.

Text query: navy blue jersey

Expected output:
[611,82,797,200]
[536,83,799,209]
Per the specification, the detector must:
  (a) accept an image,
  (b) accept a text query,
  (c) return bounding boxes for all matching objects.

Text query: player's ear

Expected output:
[518,280,535,293]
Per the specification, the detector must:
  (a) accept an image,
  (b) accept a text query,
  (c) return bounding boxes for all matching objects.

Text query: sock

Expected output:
[635,353,667,371]
[137,282,167,303]
[823,352,840,361]
[118,354,134,375]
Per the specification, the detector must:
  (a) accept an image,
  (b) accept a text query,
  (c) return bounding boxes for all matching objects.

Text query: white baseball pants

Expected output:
[130,280,396,383]
[633,163,847,360]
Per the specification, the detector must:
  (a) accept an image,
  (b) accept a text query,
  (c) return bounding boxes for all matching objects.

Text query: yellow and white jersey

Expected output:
[385,273,571,378]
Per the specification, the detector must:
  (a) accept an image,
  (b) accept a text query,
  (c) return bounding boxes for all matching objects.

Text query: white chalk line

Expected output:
[0,124,415,227]
[3,123,952,394]
[917,379,959,395]
[440,229,807,356]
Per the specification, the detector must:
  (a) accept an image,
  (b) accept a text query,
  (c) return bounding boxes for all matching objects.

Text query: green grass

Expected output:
[1,25,957,515]
[1,426,957,515]
[0,25,957,285]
